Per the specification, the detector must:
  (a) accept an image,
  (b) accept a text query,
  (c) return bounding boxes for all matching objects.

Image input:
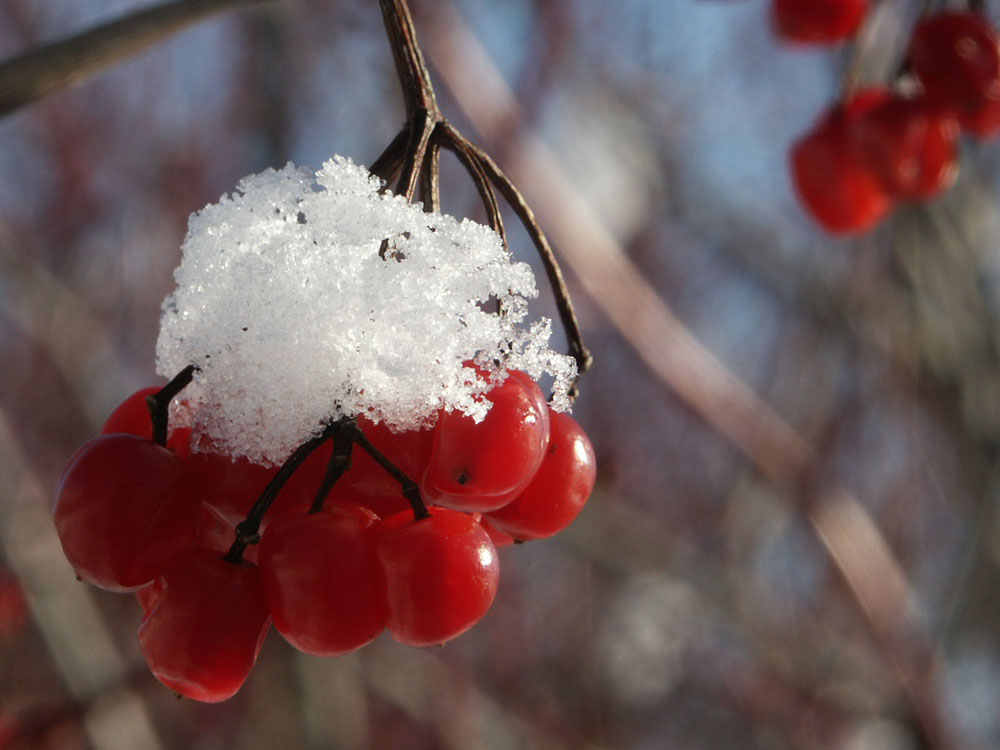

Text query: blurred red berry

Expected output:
[855,96,960,200]
[790,87,894,235]
[772,0,868,44]
[907,11,1000,115]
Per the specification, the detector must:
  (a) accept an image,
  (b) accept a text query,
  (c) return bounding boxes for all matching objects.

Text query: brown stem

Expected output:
[441,131,506,245]
[419,140,441,212]
[377,0,439,117]
[0,0,275,118]
[470,142,592,382]
[396,111,436,201]
[369,126,409,186]
[308,428,354,513]
[375,0,590,390]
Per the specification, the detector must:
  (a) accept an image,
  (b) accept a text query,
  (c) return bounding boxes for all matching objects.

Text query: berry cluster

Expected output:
[773,4,1000,235]
[54,368,596,702]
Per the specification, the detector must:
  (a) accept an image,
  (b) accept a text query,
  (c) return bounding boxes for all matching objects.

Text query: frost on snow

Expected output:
[156,156,576,464]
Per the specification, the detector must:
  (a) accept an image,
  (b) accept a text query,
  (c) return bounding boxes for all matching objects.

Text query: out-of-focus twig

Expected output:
[0,0,275,118]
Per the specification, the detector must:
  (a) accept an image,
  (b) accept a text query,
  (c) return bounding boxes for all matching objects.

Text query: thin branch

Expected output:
[395,110,436,201]
[377,0,439,117]
[441,129,506,245]
[471,141,592,379]
[419,140,441,212]
[0,0,274,118]
[370,126,409,186]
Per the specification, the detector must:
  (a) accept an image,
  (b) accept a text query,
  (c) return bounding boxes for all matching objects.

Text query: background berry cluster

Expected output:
[775,1,1000,234]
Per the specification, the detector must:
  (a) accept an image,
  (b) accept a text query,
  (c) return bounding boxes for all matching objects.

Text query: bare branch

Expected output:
[0,0,275,118]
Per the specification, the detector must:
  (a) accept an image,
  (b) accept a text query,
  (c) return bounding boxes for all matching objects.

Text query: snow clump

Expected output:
[155,156,575,465]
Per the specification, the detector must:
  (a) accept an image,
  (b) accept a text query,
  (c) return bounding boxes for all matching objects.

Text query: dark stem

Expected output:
[223,423,339,563]
[308,428,354,513]
[146,364,197,447]
[344,422,429,520]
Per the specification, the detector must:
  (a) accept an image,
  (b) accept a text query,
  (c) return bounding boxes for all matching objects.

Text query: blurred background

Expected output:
[2,0,1000,747]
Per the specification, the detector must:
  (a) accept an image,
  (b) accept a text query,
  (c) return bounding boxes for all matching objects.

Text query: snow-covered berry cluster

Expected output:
[53,157,595,702]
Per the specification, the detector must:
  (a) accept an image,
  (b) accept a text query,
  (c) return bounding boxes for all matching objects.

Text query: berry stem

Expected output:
[223,423,339,564]
[369,126,409,186]
[307,427,354,514]
[377,0,439,120]
[374,0,591,393]
[145,364,197,447]
[344,422,430,521]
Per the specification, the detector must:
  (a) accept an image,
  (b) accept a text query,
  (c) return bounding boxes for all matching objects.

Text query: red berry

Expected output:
[772,0,868,44]
[259,501,386,656]
[138,548,271,702]
[421,371,550,512]
[101,386,159,436]
[854,96,959,200]
[377,508,499,646]
[960,95,1000,138]
[790,88,894,235]
[485,411,596,541]
[102,386,192,456]
[54,434,201,591]
[478,517,515,548]
[907,12,1000,115]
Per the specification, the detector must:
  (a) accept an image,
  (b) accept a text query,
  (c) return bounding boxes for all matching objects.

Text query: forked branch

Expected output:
[374,0,591,390]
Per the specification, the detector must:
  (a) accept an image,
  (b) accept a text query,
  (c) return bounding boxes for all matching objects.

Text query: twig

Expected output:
[373,0,590,387]
[0,0,275,118]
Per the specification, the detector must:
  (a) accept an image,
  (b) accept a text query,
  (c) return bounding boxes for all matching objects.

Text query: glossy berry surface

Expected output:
[259,501,386,656]
[54,434,200,591]
[377,508,499,646]
[486,411,596,541]
[421,371,550,512]
[790,88,893,235]
[907,12,1000,115]
[772,0,868,44]
[855,96,959,200]
[138,548,271,702]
